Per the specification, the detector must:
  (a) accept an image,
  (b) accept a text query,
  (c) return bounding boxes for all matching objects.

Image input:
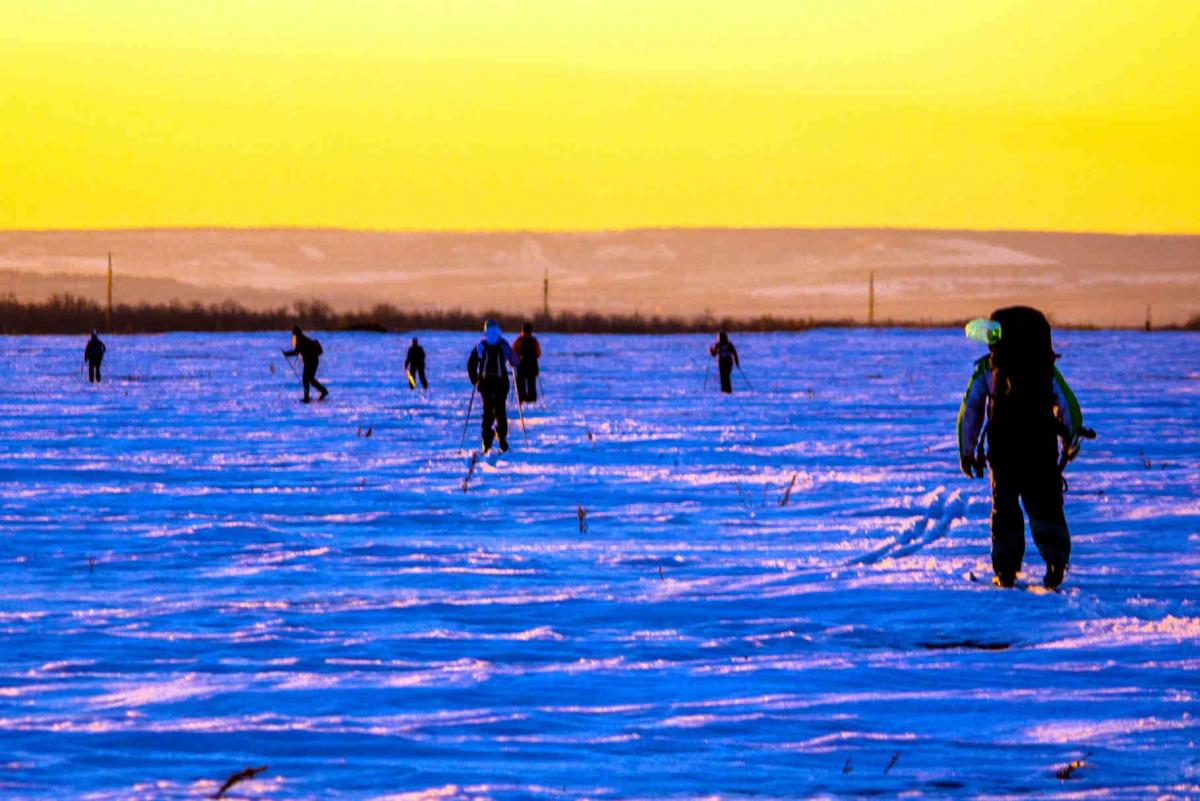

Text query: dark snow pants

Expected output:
[479,378,509,449]
[718,358,734,394]
[409,366,427,389]
[302,361,328,401]
[989,464,1070,578]
[516,363,538,403]
[88,361,102,383]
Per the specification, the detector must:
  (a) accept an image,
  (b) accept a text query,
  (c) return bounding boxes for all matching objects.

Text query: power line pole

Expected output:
[868,271,875,327]
[542,268,549,320]
[106,252,113,329]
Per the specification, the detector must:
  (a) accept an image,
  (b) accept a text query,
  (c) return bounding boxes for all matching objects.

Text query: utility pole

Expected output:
[867,271,875,327]
[542,268,550,320]
[106,252,113,329]
[1145,304,1151,332]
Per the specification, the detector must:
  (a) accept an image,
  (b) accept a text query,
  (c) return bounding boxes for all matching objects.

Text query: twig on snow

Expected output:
[779,472,799,507]
[212,765,268,799]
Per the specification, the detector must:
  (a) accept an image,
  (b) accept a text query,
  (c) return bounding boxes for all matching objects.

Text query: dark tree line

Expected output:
[2,293,1193,335]
[0,293,850,335]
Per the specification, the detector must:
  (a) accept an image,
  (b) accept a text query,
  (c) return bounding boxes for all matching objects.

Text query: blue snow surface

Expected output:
[1,329,1198,800]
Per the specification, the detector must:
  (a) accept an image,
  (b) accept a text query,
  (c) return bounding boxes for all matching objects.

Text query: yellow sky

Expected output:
[2,0,1198,233]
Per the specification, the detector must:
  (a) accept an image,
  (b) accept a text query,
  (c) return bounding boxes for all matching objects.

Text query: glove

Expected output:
[960,452,985,479]
[960,453,974,479]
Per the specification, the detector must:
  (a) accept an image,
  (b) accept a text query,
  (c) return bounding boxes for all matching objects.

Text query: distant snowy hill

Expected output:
[1,228,1197,325]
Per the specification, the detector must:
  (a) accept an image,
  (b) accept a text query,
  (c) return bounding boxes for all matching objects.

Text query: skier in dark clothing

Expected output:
[282,326,328,403]
[467,319,518,453]
[958,306,1090,589]
[512,322,542,403]
[405,338,428,390]
[84,329,106,383]
[709,331,739,394]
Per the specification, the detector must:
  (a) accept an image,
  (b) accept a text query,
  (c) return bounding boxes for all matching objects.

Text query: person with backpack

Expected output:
[467,319,518,453]
[957,306,1091,589]
[405,337,428,390]
[282,325,328,403]
[512,322,542,403]
[709,331,740,394]
[84,329,106,383]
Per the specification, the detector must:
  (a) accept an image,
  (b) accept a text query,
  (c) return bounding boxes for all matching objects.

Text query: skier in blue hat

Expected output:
[467,319,519,452]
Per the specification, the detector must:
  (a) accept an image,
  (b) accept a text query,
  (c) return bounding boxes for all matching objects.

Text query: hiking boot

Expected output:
[302,396,312,404]
[498,433,509,453]
[993,572,1017,588]
[318,389,329,401]
[1043,563,1066,590]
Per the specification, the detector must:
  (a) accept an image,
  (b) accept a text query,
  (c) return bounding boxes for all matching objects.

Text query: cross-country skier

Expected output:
[709,331,739,394]
[282,325,328,403]
[958,306,1090,589]
[405,337,428,390]
[512,322,542,403]
[467,319,518,453]
[84,329,106,383]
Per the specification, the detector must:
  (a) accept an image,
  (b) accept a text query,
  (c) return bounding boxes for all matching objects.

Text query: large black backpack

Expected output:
[986,306,1058,453]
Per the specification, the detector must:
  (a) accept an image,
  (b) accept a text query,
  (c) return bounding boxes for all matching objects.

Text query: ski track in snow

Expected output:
[0,329,1198,799]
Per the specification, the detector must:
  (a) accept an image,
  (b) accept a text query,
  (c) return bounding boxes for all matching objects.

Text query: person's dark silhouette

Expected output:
[405,338,428,390]
[512,322,542,403]
[467,319,518,453]
[958,306,1088,589]
[282,326,328,403]
[709,331,739,394]
[84,329,106,383]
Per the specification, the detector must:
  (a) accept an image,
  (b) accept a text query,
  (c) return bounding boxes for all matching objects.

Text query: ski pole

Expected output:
[459,381,478,453]
[511,367,529,447]
[284,354,303,387]
[736,363,753,391]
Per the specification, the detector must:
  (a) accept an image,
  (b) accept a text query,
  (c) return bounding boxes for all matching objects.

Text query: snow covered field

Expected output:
[1,329,1197,800]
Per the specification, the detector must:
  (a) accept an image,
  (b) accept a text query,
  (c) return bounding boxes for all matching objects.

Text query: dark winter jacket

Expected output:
[84,336,106,364]
[958,355,1081,472]
[512,334,541,372]
[284,332,323,365]
[405,344,426,370]
[710,340,739,366]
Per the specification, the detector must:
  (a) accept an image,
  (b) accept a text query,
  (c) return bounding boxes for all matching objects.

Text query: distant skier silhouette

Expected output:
[512,322,542,403]
[282,326,328,403]
[467,319,518,453]
[709,331,739,393]
[84,329,106,383]
[958,306,1091,589]
[405,337,428,390]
